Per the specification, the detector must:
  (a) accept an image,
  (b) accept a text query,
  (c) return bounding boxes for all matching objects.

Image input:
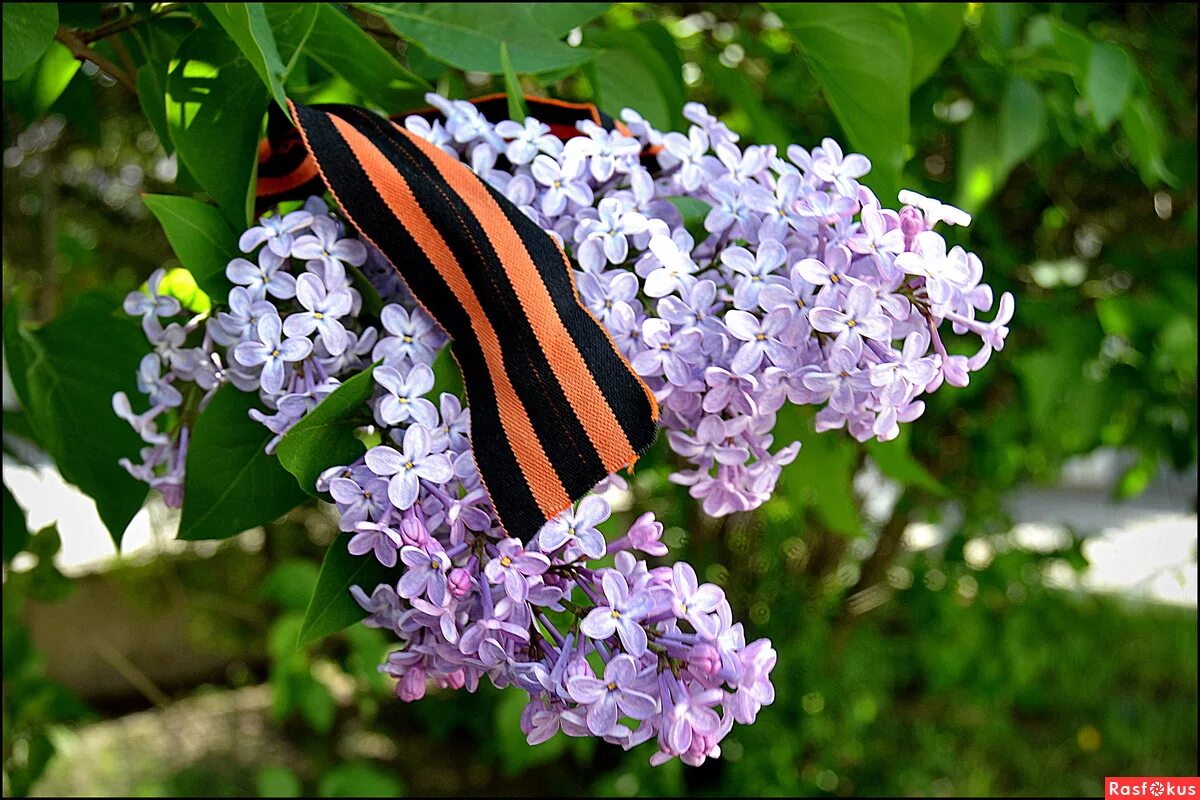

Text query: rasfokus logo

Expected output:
[1106,778,1200,799]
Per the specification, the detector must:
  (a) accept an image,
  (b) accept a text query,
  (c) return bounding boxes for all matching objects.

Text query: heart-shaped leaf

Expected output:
[179,384,309,540]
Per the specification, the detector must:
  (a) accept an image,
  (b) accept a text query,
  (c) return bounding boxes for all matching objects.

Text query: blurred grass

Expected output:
[25,543,1198,796]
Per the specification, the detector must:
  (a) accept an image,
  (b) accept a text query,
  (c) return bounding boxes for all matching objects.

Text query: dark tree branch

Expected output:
[55,28,137,94]
[76,3,186,45]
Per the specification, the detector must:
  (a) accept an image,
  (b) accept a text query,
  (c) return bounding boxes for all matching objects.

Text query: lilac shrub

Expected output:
[113,94,1012,766]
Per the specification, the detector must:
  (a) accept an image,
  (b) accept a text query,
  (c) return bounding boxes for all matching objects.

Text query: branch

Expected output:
[55,27,137,94]
[838,491,914,624]
[77,3,186,45]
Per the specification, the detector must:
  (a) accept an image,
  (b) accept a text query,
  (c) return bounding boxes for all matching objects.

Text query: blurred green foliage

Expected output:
[3,2,1196,797]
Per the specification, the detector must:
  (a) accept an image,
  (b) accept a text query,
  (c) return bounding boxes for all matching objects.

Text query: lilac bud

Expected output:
[397,668,427,702]
[626,511,668,556]
[448,567,472,598]
[566,656,594,680]
[399,516,429,547]
[899,205,925,238]
[687,643,722,678]
[438,669,466,690]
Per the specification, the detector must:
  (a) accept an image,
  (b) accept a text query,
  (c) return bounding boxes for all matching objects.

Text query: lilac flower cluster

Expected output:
[113,197,381,504]
[416,94,1013,517]
[114,93,1013,766]
[347,490,775,766]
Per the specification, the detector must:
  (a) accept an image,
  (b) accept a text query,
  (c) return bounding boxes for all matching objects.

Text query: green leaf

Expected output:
[317,762,404,797]
[1120,93,1177,187]
[900,3,965,88]
[301,4,429,110]
[2,3,58,80]
[363,3,594,74]
[256,767,303,798]
[6,294,149,544]
[500,42,527,122]
[1115,450,1157,500]
[522,3,612,35]
[179,384,310,540]
[1047,18,1093,84]
[666,196,712,244]
[205,2,292,114]
[142,194,240,300]
[298,539,396,645]
[429,345,463,400]
[167,22,268,227]
[346,262,384,320]
[774,406,861,537]
[136,62,172,153]
[588,27,683,131]
[769,3,911,203]
[955,76,1046,212]
[263,3,320,75]
[3,483,30,563]
[158,266,213,315]
[1086,42,1133,131]
[5,40,82,122]
[259,558,322,612]
[865,429,948,497]
[706,60,790,148]
[276,366,378,498]
[999,76,1046,174]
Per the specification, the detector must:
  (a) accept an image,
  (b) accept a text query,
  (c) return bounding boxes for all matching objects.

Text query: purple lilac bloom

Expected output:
[232,314,313,395]
[114,93,1014,767]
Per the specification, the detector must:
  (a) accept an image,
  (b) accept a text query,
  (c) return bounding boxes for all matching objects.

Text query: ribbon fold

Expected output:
[256,97,660,540]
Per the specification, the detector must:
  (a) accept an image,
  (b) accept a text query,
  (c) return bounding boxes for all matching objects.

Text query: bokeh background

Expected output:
[3,3,1196,797]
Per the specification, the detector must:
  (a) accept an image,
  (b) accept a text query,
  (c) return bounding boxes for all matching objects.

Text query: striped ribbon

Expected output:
[255,97,660,541]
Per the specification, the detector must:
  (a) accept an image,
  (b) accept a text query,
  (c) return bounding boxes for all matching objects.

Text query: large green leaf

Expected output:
[206,2,293,114]
[2,3,58,80]
[264,3,320,71]
[707,60,790,149]
[167,22,268,228]
[865,429,948,497]
[998,76,1046,173]
[298,538,396,645]
[774,406,861,537]
[1120,93,1177,187]
[136,61,173,153]
[588,27,683,131]
[5,294,149,544]
[178,384,309,540]
[362,3,595,74]
[1086,41,1133,132]
[301,4,428,111]
[499,42,528,122]
[900,3,965,88]
[142,194,240,300]
[956,76,1046,212]
[4,40,81,122]
[276,366,378,498]
[769,3,912,203]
